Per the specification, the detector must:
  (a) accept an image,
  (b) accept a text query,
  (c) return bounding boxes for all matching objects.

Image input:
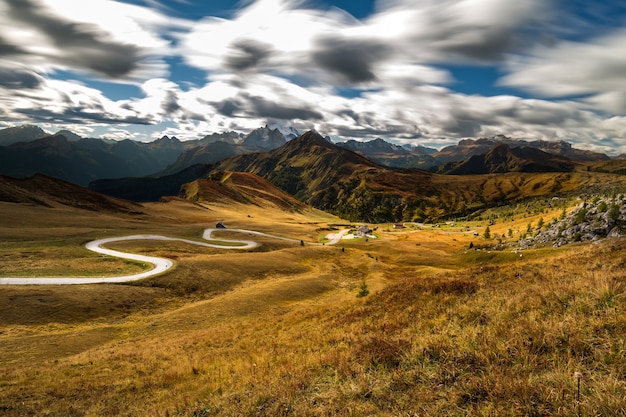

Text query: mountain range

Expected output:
[0,124,617,186]
[3,123,626,223]
[88,131,626,222]
[432,135,609,164]
[0,125,290,186]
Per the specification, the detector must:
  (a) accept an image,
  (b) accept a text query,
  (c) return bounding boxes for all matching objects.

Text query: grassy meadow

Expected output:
[1,197,625,416]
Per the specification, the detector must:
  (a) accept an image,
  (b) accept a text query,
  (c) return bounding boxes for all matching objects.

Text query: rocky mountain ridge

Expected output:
[0,124,49,146]
[437,144,576,174]
[434,135,609,164]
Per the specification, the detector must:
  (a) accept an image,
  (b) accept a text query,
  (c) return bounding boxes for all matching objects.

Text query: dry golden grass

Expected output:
[1,198,625,416]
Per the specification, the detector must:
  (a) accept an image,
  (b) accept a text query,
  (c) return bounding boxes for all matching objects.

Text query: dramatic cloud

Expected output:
[0,0,182,81]
[312,37,390,83]
[0,0,624,154]
[246,95,324,121]
[4,0,140,77]
[0,69,43,89]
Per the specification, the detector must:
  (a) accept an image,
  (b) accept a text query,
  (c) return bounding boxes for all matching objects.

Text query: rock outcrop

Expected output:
[518,196,626,249]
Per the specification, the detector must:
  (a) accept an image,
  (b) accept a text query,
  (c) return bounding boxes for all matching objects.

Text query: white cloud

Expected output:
[501,27,626,114]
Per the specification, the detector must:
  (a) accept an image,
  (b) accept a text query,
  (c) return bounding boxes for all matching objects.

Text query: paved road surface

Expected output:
[0,228,347,285]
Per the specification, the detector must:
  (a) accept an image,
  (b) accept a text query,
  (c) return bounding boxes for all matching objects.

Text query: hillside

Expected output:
[2,191,626,416]
[587,158,626,175]
[0,174,142,213]
[437,144,576,174]
[179,171,307,211]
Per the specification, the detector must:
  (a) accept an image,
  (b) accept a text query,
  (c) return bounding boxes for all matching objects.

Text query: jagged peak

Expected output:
[154,135,180,144]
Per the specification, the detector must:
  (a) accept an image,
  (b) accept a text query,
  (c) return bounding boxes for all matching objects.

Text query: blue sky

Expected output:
[0,0,625,153]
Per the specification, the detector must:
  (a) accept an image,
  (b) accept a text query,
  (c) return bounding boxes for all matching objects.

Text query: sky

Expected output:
[0,0,625,153]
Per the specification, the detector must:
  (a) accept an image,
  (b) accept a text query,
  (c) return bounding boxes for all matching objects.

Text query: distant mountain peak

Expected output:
[54,129,83,142]
[0,124,49,146]
[291,130,333,147]
[242,126,286,151]
[155,135,181,144]
[265,121,301,140]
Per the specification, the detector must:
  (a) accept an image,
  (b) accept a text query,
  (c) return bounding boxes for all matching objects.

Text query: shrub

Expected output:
[357,281,370,298]
[574,208,588,225]
[608,204,620,221]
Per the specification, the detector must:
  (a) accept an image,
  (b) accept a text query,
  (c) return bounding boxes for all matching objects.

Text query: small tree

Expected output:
[537,217,544,230]
[484,226,491,239]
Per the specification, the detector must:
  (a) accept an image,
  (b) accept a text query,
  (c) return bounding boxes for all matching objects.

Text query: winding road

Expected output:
[0,228,349,285]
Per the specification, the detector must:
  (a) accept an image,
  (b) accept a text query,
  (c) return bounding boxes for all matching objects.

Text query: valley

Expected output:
[1,180,626,416]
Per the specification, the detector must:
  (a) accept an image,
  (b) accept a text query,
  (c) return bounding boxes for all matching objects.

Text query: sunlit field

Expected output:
[1,197,625,416]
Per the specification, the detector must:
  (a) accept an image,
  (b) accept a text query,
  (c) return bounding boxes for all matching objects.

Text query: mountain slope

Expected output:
[180,171,307,211]
[214,131,381,203]
[0,174,142,213]
[89,164,213,202]
[438,144,576,174]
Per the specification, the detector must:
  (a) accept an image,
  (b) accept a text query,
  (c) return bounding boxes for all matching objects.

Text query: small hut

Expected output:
[357,225,373,237]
